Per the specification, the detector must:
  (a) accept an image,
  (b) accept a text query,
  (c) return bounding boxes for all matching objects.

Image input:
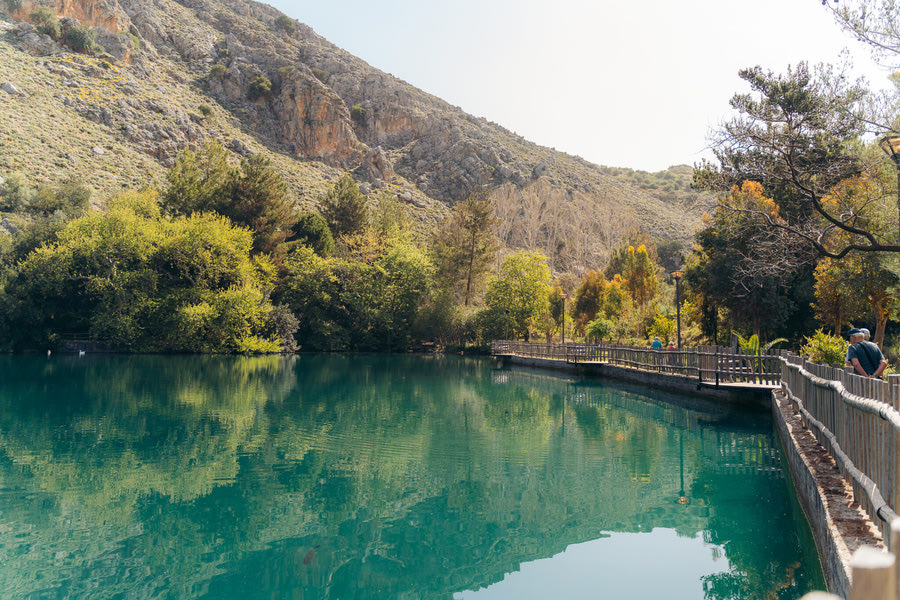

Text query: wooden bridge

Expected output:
[490,340,781,391]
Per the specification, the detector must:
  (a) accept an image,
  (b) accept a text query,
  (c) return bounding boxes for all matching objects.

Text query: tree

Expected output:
[289,212,334,257]
[825,0,900,66]
[431,187,498,306]
[5,191,283,352]
[813,253,899,346]
[697,62,896,261]
[162,142,298,256]
[162,141,231,217]
[320,174,368,238]
[481,251,551,341]
[622,245,658,305]
[572,270,608,335]
[223,154,297,255]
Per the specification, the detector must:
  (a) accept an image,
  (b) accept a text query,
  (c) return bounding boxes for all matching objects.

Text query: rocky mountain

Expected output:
[0,0,705,272]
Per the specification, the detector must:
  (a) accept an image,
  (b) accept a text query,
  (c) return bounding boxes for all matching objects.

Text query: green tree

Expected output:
[481,251,551,341]
[30,7,59,38]
[431,187,497,306]
[697,62,891,260]
[647,314,676,346]
[572,269,608,335]
[814,252,899,346]
[289,212,334,257]
[222,154,297,255]
[5,191,282,352]
[162,143,297,256]
[162,141,232,217]
[320,174,368,238]
[622,244,658,305]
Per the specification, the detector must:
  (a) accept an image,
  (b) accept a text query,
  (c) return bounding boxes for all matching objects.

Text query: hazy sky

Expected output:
[263,0,892,172]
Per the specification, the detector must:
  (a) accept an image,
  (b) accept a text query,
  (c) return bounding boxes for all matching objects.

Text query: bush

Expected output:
[127,32,140,50]
[274,15,296,34]
[197,104,213,117]
[800,329,848,366]
[65,24,98,53]
[30,7,60,39]
[350,103,366,124]
[311,67,328,83]
[248,75,272,100]
[277,65,295,81]
[2,0,22,12]
[586,317,614,342]
[209,64,228,79]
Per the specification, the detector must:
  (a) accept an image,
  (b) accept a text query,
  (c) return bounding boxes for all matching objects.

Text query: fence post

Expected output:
[849,545,895,600]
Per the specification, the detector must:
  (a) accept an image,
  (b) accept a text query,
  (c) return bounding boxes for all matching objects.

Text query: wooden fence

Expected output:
[780,353,900,546]
[490,340,782,386]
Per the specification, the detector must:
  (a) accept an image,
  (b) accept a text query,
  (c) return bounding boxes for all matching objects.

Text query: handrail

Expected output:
[491,340,782,385]
[781,359,900,526]
[779,353,900,548]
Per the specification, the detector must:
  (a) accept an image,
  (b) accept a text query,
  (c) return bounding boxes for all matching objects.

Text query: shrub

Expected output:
[209,64,228,79]
[100,60,112,69]
[247,75,272,100]
[65,24,98,53]
[586,317,614,342]
[350,103,366,123]
[800,329,848,366]
[277,65,294,83]
[127,32,140,50]
[2,0,22,12]
[30,7,60,39]
[197,104,213,117]
[311,67,328,83]
[274,15,296,34]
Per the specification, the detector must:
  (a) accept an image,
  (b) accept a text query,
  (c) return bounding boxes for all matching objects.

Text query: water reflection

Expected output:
[0,355,823,599]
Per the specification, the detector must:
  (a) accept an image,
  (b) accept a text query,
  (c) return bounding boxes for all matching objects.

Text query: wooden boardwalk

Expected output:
[491,341,782,393]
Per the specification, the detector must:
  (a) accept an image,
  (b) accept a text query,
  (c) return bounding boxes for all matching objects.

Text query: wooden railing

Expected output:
[780,353,900,546]
[490,341,782,386]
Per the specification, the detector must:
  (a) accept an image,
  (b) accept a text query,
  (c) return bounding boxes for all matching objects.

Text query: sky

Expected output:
[263,0,894,172]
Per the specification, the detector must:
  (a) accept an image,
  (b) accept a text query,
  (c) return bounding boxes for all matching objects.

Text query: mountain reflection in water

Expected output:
[0,354,824,599]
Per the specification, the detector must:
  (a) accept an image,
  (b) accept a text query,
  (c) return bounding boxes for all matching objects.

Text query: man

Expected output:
[651,336,662,349]
[847,328,887,379]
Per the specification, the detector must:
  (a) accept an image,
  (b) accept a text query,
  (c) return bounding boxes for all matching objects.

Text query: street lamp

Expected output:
[560,292,567,344]
[879,135,900,235]
[671,271,684,349]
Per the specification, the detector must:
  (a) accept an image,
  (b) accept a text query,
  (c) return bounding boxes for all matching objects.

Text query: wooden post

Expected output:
[850,545,895,600]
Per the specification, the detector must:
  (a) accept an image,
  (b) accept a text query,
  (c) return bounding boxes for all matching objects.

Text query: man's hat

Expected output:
[848,328,862,338]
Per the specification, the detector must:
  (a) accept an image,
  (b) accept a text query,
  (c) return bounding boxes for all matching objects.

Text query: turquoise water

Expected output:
[0,354,824,599]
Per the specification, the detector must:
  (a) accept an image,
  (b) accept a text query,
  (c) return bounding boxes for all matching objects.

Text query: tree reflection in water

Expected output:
[0,355,823,599]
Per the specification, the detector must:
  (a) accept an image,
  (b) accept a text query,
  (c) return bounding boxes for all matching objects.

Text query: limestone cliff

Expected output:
[0,0,704,272]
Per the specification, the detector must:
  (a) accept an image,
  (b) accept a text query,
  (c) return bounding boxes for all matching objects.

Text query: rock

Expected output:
[362,146,395,183]
[229,138,250,155]
[1,82,22,95]
[66,153,79,165]
[532,162,549,179]
[271,69,360,165]
[0,218,18,235]
[0,175,4,186]
[91,146,105,155]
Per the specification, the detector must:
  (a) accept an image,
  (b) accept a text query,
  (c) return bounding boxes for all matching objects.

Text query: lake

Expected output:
[0,354,824,599]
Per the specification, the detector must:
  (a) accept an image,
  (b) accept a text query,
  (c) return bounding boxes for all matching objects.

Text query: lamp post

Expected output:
[560,292,567,344]
[672,271,684,349]
[879,135,900,235]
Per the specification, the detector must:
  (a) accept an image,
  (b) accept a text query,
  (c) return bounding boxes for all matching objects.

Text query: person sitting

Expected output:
[847,328,887,379]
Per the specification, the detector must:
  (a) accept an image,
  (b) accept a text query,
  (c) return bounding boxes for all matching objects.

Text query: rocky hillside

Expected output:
[0,0,705,272]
